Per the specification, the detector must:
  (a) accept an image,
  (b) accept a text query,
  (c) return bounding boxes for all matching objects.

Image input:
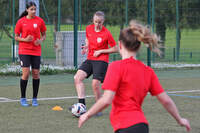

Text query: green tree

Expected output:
[0,0,13,39]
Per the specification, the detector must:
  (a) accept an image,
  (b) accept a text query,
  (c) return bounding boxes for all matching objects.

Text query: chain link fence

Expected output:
[0,0,200,66]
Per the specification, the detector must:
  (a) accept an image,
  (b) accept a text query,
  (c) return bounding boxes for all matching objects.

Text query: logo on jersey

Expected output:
[97,37,102,43]
[33,24,37,28]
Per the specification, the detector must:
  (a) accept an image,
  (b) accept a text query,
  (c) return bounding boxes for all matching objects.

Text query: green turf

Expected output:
[0,69,200,133]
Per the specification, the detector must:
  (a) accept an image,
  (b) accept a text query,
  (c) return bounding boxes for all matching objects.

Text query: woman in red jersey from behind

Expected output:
[15,1,46,107]
[78,20,191,133]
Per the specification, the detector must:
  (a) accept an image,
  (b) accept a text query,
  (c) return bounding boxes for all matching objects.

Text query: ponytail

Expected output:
[129,20,162,56]
[119,20,162,56]
[19,10,28,19]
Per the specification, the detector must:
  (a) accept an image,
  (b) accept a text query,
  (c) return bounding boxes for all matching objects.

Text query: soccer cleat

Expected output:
[32,98,39,107]
[20,98,29,107]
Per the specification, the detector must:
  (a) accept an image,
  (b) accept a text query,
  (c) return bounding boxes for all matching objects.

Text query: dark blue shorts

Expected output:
[19,55,41,69]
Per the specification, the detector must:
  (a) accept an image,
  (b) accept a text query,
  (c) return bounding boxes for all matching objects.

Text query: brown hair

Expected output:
[19,1,36,19]
[119,20,161,56]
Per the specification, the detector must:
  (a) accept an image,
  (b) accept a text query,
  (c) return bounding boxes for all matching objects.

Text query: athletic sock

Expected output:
[20,79,28,98]
[33,79,40,98]
[78,98,85,105]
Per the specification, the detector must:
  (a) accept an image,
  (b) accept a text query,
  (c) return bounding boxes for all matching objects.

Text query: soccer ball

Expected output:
[71,103,86,117]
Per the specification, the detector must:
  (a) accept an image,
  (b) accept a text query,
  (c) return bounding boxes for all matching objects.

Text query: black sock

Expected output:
[33,79,40,98]
[78,98,85,105]
[20,79,28,98]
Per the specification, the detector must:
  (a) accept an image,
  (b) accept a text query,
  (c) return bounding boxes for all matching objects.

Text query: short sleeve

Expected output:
[102,61,121,92]
[107,30,116,47]
[149,70,164,96]
[15,20,22,35]
[40,19,47,33]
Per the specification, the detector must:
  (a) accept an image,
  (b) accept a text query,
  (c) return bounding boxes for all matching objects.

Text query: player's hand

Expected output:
[78,113,89,128]
[34,39,42,46]
[93,50,102,57]
[24,35,33,42]
[178,118,191,132]
[81,45,88,55]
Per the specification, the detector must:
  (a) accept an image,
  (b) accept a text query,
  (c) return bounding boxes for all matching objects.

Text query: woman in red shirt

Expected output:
[15,1,46,107]
[78,20,191,132]
[73,11,118,115]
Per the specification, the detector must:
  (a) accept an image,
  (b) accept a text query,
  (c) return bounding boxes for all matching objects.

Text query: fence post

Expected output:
[125,0,128,26]
[190,52,192,59]
[12,0,15,62]
[147,0,151,66]
[74,0,79,68]
[173,48,176,62]
[79,0,82,30]
[57,0,61,31]
[151,0,155,62]
[176,0,180,61]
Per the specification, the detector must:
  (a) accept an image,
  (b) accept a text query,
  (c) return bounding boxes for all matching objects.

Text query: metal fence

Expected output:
[0,0,200,67]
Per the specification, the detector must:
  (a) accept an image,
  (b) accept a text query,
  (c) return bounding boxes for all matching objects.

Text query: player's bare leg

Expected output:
[92,79,103,116]
[21,67,30,80]
[74,70,87,105]
[92,79,101,102]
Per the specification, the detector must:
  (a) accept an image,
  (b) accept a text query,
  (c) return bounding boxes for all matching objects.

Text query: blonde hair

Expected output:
[93,11,105,20]
[119,20,162,56]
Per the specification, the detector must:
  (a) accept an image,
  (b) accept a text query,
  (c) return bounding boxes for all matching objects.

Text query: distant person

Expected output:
[78,20,191,133]
[15,1,46,107]
[72,11,118,116]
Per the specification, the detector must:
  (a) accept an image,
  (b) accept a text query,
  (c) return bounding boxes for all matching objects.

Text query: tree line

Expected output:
[0,0,200,52]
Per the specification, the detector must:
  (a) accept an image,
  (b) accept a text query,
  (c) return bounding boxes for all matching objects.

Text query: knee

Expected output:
[22,74,29,80]
[74,74,82,84]
[22,72,29,80]
[92,82,100,91]
[32,71,40,79]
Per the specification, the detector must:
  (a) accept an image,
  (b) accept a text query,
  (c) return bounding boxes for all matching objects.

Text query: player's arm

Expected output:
[15,34,33,42]
[93,45,118,57]
[40,31,46,41]
[81,38,89,55]
[34,32,46,46]
[156,92,191,132]
[93,31,118,57]
[78,90,115,128]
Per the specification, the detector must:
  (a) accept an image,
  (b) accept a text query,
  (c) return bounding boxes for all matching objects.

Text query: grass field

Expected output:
[0,25,200,63]
[0,69,200,133]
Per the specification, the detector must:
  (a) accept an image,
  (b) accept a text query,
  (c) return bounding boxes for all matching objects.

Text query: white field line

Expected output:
[0,95,94,103]
[0,97,10,100]
[166,90,200,94]
[0,90,200,103]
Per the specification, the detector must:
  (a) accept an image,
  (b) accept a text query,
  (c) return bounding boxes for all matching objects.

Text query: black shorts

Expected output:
[79,60,108,83]
[19,55,41,69]
[115,123,149,133]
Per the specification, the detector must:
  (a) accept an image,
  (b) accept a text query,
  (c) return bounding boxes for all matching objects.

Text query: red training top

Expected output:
[102,57,164,131]
[86,24,116,63]
[15,16,47,56]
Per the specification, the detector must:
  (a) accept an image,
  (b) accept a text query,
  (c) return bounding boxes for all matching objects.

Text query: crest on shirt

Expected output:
[33,24,37,28]
[97,37,102,43]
